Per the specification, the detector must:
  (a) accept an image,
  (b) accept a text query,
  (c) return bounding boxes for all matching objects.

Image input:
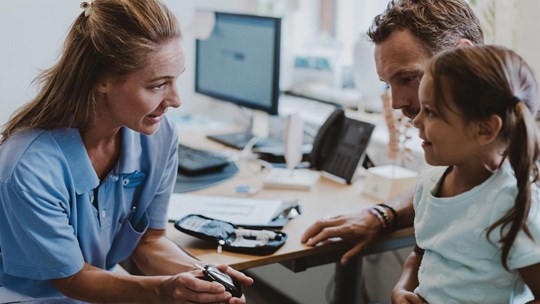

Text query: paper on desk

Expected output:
[167,193,284,226]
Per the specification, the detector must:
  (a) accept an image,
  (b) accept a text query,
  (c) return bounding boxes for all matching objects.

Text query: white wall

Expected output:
[0,0,255,131]
[515,0,540,77]
[0,1,76,129]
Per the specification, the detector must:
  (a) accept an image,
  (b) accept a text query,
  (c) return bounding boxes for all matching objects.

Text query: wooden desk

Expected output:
[169,132,415,303]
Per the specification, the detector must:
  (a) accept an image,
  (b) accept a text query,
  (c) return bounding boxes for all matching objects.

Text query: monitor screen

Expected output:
[195,12,281,115]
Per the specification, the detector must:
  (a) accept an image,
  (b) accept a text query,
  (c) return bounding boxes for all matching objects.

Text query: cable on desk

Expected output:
[240,136,261,159]
[234,136,275,172]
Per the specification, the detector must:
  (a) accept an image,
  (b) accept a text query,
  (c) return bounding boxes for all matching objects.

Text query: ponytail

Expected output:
[487,102,540,270]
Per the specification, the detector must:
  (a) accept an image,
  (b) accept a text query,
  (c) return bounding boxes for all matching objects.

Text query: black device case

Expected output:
[174,214,287,255]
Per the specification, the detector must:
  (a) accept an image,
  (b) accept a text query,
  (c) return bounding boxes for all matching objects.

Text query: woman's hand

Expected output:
[157,264,254,304]
[158,270,233,304]
[215,264,254,304]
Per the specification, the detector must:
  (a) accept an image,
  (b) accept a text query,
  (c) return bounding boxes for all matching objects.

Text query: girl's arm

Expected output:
[519,262,540,303]
[392,245,425,304]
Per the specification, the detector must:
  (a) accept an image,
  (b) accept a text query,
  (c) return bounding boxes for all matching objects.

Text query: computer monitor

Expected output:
[195,11,281,149]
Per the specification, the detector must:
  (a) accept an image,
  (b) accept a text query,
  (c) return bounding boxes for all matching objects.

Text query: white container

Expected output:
[362,165,418,201]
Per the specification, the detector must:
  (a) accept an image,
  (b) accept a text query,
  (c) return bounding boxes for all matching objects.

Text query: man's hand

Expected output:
[391,289,426,304]
[302,189,415,264]
[301,210,382,265]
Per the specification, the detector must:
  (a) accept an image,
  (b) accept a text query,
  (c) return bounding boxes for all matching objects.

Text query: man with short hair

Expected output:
[301,0,484,265]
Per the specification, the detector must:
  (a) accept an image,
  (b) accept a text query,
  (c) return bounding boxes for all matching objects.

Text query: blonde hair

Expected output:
[1,0,181,143]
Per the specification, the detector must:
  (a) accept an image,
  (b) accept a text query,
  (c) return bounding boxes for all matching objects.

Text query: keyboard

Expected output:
[178,144,230,176]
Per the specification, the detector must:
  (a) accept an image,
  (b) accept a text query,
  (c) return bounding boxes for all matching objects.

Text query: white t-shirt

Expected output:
[414,163,540,303]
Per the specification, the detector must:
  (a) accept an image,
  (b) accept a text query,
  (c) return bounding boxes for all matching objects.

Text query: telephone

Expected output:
[310,108,375,183]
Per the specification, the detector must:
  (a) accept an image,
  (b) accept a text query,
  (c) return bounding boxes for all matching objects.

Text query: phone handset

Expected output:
[309,108,375,183]
[309,108,346,170]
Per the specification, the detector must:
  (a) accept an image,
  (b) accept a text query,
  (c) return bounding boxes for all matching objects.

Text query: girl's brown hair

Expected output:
[1,0,181,143]
[428,45,540,270]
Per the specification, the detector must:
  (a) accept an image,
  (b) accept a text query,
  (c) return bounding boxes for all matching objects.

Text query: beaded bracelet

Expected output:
[372,205,390,228]
[377,203,398,229]
[367,207,388,230]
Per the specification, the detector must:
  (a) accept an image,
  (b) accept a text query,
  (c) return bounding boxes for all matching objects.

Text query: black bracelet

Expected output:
[367,207,388,230]
[372,205,390,229]
[377,203,398,228]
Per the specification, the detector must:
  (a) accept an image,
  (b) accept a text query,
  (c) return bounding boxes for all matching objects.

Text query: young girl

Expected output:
[392,45,540,303]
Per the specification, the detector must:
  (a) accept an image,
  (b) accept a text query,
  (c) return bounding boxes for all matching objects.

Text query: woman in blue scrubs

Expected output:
[0,0,252,303]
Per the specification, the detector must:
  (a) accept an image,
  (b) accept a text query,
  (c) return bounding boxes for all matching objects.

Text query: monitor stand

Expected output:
[207,110,314,161]
[207,110,273,150]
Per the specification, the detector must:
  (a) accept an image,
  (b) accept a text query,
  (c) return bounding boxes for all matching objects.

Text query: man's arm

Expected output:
[301,187,415,265]
[387,187,416,229]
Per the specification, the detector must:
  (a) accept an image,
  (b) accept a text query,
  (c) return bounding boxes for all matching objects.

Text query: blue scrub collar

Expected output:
[53,127,146,194]
[53,128,99,195]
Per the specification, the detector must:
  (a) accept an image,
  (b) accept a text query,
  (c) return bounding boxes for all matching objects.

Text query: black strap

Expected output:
[92,187,99,210]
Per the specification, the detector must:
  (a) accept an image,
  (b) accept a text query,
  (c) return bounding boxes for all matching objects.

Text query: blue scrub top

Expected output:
[0,116,179,298]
